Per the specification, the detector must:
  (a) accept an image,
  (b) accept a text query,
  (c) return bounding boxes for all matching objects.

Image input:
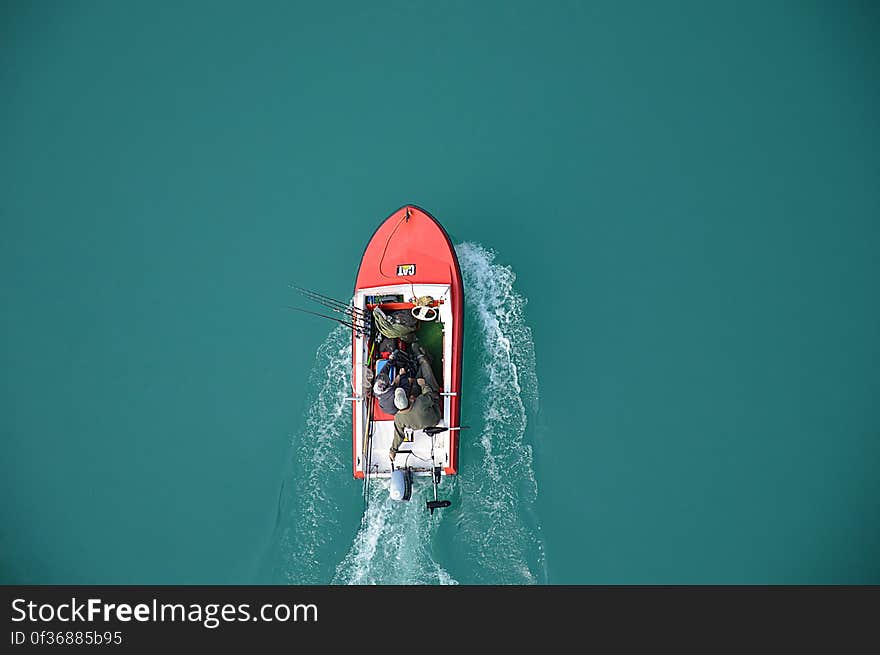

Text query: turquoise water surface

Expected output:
[2,1,878,584]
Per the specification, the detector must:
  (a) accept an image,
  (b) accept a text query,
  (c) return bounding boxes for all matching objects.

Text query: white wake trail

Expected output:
[453,242,545,584]
[275,326,352,584]
[332,482,458,585]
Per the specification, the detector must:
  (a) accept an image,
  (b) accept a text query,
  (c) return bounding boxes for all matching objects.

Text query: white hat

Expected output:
[394,387,409,410]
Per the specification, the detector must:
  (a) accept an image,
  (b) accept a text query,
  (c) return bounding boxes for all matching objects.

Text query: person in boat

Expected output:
[373,363,411,415]
[389,342,442,460]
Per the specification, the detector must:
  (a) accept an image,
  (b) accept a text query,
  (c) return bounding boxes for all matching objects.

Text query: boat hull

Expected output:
[351,206,463,479]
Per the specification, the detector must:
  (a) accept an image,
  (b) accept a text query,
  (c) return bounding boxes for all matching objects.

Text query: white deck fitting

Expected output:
[353,283,454,478]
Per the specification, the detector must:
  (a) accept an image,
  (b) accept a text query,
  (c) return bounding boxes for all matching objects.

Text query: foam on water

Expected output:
[332,482,458,585]
[453,242,546,584]
[273,326,352,583]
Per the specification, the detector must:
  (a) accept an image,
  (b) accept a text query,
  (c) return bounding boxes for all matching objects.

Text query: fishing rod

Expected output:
[291,285,366,318]
[286,306,367,332]
[290,286,367,329]
[363,339,378,508]
[298,294,364,319]
[291,284,361,308]
[363,405,376,507]
[291,289,366,324]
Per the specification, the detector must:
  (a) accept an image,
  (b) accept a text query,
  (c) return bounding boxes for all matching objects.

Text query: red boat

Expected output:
[351,206,463,509]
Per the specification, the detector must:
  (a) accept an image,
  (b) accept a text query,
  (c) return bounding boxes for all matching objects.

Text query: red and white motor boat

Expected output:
[351,206,463,512]
[292,205,462,512]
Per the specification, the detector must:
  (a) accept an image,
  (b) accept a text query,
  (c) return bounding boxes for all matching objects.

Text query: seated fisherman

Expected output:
[373,363,411,416]
[389,342,442,460]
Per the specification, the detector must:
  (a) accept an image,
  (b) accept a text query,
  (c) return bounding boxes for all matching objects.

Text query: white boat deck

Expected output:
[353,283,455,479]
[366,419,451,477]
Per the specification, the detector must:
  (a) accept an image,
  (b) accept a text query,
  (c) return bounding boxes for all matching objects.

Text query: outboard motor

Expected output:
[389,467,413,501]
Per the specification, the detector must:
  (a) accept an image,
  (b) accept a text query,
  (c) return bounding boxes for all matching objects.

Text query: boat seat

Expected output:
[375,357,395,382]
